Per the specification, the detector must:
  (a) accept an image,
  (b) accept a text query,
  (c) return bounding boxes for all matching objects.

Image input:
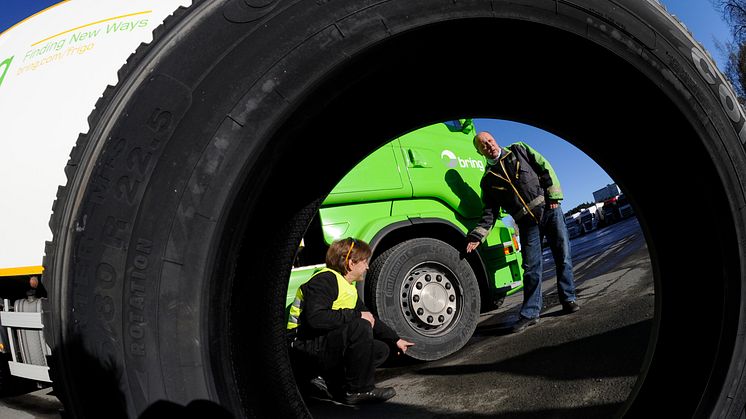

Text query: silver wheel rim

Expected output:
[399,261,462,337]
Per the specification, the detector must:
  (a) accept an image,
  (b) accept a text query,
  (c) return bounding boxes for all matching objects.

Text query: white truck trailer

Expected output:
[0,0,189,394]
[592,183,622,204]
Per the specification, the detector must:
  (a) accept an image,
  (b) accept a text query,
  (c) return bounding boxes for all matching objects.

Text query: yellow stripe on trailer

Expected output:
[32,10,153,46]
[0,266,44,277]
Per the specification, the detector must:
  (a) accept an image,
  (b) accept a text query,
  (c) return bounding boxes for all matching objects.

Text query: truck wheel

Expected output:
[40,0,746,417]
[368,238,479,361]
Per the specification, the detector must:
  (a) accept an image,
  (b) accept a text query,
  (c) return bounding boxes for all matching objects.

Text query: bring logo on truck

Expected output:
[441,149,485,171]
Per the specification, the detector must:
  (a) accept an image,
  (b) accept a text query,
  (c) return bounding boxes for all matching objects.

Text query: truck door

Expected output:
[398,120,484,218]
[321,142,412,205]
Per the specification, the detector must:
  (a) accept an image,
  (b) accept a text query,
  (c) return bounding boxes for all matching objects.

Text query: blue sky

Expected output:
[1,1,734,211]
[0,0,61,34]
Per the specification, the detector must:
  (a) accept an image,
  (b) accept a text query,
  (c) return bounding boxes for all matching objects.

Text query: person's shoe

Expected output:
[310,376,332,397]
[302,376,333,400]
[562,300,580,314]
[341,387,396,404]
[512,316,538,333]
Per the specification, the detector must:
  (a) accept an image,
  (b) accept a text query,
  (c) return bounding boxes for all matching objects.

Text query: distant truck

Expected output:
[617,193,634,218]
[603,195,622,225]
[579,202,605,233]
[591,183,628,228]
[596,183,636,226]
[564,212,583,239]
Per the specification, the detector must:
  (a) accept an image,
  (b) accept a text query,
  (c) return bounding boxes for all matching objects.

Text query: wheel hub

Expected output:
[401,265,458,331]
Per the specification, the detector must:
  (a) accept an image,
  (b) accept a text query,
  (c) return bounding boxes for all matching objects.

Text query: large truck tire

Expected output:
[41,0,746,417]
[367,238,480,361]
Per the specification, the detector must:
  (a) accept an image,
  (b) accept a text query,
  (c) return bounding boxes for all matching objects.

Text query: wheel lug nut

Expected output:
[445,283,451,290]
[447,307,453,314]
[427,316,433,323]
[413,295,420,303]
[438,315,445,323]
[436,275,442,282]
[417,308,424,315]
[416,282,423,290]
[449,295,455,302]
[425,274,431,281]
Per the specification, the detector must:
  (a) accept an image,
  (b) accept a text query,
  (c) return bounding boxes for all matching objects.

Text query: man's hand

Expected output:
[548,200,559,209]
[361,311,375,328]
[395,339,415,355]
[466,241,480,253]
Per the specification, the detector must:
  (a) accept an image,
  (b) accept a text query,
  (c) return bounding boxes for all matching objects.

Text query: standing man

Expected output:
[466,131,579,333]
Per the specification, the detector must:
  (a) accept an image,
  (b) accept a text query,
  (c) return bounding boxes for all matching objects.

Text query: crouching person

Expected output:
[287,237,414,404]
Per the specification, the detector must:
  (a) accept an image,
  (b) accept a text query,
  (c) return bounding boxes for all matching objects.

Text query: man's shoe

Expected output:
[562,301,580,314]
[341,387,396,405]
[512,316,538,333]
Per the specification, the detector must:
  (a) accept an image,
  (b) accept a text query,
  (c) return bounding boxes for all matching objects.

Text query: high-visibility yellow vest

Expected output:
[287,268,358,330]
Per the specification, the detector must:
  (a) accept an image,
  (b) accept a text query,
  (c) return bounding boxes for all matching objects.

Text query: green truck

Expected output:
[289,120,523,361]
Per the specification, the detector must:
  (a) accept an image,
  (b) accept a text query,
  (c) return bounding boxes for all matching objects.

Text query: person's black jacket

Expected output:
[297,271,399,345]
[468,142,563,242]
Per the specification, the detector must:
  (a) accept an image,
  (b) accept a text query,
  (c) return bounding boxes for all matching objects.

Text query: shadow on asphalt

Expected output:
[417,319,652,380]
[309,320,651,418]
[0,388,62,418]
[306,396,625,418]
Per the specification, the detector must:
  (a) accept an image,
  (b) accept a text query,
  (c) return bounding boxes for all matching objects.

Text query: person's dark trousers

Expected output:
[517,205,577,319]
[517,218,543,319]
[292,318,390,395]
[542,204,576,304]
[324,317,389,393]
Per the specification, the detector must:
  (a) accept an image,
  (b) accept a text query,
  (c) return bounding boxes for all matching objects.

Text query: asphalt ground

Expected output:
[1,216,649,418]
[0,387,60,419]
[308,216,652,418]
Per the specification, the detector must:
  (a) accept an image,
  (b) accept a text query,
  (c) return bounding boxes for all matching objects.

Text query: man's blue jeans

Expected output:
[517,205,576,319]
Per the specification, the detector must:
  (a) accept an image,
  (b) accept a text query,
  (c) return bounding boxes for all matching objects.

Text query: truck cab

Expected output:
[617,193,634,218]
[580,206,596,233]
[602,195,622,225]
[565,212,583,239]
